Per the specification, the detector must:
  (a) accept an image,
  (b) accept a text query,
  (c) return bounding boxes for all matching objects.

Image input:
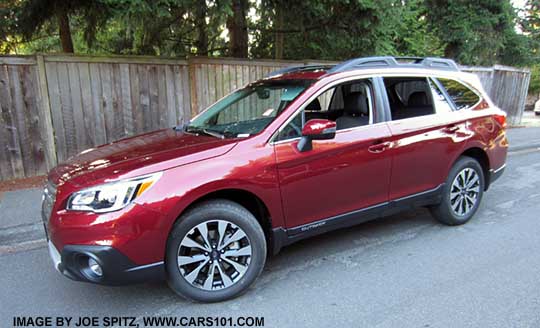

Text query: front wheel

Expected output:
[166,200,266,302]
[430,156,485,226]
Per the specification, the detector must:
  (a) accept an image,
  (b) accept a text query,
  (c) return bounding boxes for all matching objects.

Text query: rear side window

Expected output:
[428,78,453,113]
[383,77,435,120]
[437,78,480,110]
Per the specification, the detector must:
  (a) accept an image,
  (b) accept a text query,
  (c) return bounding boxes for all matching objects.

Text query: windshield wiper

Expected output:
[184,125,225,139]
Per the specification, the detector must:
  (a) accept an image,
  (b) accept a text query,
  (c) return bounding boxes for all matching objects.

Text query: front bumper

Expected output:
[48,241,165,285]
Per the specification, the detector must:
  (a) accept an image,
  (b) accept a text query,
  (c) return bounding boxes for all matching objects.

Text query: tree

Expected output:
[522,0,540,61]
[227,0,249,58]
[0,0,533,67]
[195,0,209,55]
[251,0,401,60]
[391,0,445,57]
[424,0,521,65]
[16,0,112,53]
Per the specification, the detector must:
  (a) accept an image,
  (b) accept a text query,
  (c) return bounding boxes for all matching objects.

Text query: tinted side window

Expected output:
[437,78,480,110]
[384,77,435,120]
[428,78,453,113]
[276,80,373,141]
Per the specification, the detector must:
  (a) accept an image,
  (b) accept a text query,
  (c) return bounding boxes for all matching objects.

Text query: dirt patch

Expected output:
[0,175,46,196]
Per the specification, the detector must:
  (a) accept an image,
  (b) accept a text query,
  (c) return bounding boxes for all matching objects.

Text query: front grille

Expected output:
[41,180,57,225]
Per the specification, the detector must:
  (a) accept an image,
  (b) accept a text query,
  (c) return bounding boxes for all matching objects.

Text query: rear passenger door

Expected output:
[382,76,465,200]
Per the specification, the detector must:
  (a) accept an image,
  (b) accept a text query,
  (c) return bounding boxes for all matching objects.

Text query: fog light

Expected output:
[88,258,103,277]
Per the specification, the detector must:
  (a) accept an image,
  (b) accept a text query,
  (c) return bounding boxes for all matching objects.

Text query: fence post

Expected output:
[188,57,199,118]
[35,54,57,170]
[517,70,531,126]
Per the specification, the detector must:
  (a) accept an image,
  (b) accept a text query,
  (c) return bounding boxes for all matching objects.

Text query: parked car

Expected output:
[42,56,508,302]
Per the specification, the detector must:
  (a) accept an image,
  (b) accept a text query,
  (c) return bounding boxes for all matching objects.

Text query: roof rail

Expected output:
[327,56,459,74]
[420,57,459,71]
[266,64,333,78]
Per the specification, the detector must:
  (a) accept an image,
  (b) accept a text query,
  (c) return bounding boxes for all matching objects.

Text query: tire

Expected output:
[430,156,485,226]
[166,199,266,302]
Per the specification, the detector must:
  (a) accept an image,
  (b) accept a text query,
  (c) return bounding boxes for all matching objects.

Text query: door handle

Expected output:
[443,125,460,133]
[368,141,391,153]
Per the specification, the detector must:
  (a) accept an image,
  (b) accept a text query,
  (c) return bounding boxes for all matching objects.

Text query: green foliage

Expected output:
[389,0,445,57]
[528,65,540,95]
[424,0,521,66]
[0,0,536,69]
[251,0,400,60]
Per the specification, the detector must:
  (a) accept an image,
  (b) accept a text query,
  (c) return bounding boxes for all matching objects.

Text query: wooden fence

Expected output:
[462,65,531,126]
[0,54,531,181]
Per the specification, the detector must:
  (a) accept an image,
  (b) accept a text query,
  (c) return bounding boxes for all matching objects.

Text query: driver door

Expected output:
[274,78,392,230]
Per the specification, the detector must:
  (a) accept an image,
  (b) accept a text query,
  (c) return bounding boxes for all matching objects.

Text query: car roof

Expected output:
[265,56,461,81]
[262,56,485,95]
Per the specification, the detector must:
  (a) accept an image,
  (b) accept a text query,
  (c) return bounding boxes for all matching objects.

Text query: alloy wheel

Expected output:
[450,167,481,216]
[177,220,252,291]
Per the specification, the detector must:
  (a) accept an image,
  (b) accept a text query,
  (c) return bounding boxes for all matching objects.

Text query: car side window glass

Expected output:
[329,85,344,110]
[276,110,303,141]
[429,78,453,113]
[384,77,435,120]
[437,78,480,110]
[334,82,372,130]
[276,79,373,142]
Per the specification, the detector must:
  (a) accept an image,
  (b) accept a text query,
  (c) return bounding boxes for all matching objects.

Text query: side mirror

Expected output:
[297,119,336,152]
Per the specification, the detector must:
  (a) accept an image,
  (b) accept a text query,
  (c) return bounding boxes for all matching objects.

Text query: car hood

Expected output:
[48,128,238,187]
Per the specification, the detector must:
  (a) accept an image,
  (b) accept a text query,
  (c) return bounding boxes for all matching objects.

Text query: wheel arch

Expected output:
[453,146,491,190]
[169,188,275,256]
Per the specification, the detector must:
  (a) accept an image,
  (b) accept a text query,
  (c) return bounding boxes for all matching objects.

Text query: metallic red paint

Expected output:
[301,119,337,136]
[45,67,508,272]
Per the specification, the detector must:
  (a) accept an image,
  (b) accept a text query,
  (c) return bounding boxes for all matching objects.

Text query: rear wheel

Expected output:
[430,156,485,225]
[166,200,266,302]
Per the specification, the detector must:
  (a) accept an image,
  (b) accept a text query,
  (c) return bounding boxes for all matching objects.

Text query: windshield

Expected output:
[186,80,313,138]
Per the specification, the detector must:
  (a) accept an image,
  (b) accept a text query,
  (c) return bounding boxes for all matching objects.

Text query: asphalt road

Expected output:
[2,148,540,327]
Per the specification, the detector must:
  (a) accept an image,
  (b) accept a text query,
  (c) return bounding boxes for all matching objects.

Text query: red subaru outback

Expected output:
[42,57,507,302]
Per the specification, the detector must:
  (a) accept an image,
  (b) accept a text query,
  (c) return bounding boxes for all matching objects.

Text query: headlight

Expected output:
[67,172,161,213]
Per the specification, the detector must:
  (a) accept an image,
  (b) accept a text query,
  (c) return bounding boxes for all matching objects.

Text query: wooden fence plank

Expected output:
[0,65,20,178]
[148,65,159,131]
[9,65,32,177]
[119,64,133,136]
[182,66,191,120]
[188,61,199,118]
[45,62,68,162]
[129,64,142,133]
[67,62,87,152]
[157,65,168,128]
[165,65,177,126]
[78,62,96,148]
[88,63,107,146]
[172,65,183,125]
[99,63,114,142]
[138,65,151,132]
[111,63,125,140]
[35,55,57,170]
[20,65,45,176]
[56,62,76,159]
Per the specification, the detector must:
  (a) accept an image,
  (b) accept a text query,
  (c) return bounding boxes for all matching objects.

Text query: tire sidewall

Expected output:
[166,200,266,303]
